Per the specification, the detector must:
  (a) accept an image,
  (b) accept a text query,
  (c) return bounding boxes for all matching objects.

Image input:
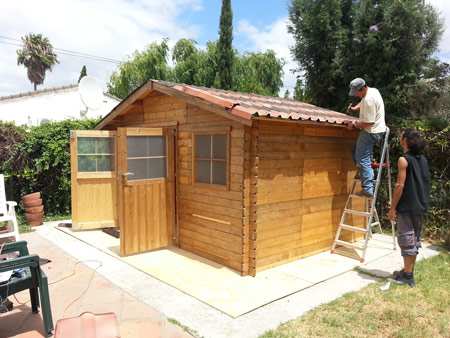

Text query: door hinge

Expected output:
[172,130,177,136]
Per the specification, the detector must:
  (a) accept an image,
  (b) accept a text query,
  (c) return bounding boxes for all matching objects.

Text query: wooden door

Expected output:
[117,127,175,256]
[70,130,117,230]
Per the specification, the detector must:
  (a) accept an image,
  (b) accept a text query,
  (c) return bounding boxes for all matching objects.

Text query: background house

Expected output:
[70,80,363,277]
[0,84,120,126]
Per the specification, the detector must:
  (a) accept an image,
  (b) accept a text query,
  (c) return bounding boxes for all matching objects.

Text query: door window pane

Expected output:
[78,137,96,154]
[127,136,166,157]
[77,137,115,172]
[128,158,167,180]
[78,155,96,172]
[126,135,167,181]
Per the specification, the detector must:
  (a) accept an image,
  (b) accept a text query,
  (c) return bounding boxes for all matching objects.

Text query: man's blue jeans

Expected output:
[350,130,382,194]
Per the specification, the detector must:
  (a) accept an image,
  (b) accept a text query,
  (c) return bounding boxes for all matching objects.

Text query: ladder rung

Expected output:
[349,193,373,200]
[334,240,364,250]
[371,222,380,226]
[344,209,371,217]
[339,224,368,234]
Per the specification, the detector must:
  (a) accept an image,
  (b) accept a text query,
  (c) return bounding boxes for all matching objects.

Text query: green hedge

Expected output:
[0,119,98,215]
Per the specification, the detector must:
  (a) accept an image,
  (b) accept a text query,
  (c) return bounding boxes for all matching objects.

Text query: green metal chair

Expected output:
[0,240,54,337]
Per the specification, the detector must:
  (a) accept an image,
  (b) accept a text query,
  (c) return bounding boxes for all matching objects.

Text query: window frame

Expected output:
[192,126,231,190]
[74,131,116,179]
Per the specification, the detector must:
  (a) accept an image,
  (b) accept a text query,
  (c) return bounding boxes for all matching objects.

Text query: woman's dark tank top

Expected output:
[396,151,430,214]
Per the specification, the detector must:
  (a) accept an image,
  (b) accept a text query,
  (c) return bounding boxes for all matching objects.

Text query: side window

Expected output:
[77,137,115,172]
[194,132,228,187]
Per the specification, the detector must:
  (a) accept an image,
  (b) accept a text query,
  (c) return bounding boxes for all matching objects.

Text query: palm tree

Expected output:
[16,33,59,91]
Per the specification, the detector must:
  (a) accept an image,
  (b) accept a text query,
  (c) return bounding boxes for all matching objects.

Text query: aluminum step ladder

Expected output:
[331,127,396,263]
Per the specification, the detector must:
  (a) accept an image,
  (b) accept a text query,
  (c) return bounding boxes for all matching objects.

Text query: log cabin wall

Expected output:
[176,103,246,274]
[124,91,248,274]
[252,120,365,272]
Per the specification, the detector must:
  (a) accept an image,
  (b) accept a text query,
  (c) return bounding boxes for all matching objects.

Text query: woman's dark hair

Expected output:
[402,128,427,154]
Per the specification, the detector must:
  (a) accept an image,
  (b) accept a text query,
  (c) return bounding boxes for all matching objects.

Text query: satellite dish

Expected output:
[79,76,103,110]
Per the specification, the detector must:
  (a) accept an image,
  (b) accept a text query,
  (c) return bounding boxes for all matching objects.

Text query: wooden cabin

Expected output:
[70,80,365,277]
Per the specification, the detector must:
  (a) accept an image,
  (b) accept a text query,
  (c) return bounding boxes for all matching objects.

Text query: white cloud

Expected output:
[427,0,450,62]
[0,0,203,96]
[237,18,298,95]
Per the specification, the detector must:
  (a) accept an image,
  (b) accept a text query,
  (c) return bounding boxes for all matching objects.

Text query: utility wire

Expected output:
[0,35,121,64]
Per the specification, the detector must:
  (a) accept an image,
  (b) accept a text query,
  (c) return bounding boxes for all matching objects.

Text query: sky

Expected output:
[0,0,449,98]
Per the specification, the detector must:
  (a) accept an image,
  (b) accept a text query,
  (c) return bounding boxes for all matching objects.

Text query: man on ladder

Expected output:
[333,78,395,263]
[346,78,386,197]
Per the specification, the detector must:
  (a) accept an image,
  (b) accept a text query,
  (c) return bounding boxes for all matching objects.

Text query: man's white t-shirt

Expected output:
[360,87,386,133]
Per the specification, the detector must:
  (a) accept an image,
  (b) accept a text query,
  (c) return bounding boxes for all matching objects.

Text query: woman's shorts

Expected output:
[397,213,423,257]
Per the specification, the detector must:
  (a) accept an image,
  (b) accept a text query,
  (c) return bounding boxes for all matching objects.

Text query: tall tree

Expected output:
[288,0,352,111]
[78,65,87,83]
[108,38,285,99]
[287,0,445,116]
[233,50,285,96]
[351,0,444,116]
[216,0,234,90]
[16,33,59,91]
[107,39,172,99]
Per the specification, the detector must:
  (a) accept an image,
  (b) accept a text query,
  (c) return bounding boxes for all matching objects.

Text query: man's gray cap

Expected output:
[349,78,366,96]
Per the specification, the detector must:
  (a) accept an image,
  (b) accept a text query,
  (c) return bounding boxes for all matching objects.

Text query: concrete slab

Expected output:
[33,221,442,338]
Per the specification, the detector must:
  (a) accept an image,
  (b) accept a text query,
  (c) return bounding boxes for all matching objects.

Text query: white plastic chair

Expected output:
[0,174,20,241]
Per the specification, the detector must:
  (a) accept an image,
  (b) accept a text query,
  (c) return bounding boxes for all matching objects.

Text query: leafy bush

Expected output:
[0,119,98,215]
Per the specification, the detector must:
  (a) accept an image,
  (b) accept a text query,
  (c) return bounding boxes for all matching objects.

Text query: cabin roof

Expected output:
[96,79,356,129]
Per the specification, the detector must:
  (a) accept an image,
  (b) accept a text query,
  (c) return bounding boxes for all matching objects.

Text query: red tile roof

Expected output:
[155,80,356,125]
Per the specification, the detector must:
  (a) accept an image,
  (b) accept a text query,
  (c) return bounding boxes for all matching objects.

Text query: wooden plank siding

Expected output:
[253,120,362,272]
[177,104,246,273]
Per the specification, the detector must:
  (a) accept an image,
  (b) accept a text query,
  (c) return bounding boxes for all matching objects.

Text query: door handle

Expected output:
[120,172,134,182]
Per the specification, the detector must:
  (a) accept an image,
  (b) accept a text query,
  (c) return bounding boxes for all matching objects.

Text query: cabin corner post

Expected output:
[248,120,259,276]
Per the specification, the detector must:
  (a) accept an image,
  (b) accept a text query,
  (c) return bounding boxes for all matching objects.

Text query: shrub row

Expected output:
[0,119,98,215]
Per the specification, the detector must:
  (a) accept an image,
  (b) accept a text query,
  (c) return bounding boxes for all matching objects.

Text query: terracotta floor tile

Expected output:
[119,320,163,338]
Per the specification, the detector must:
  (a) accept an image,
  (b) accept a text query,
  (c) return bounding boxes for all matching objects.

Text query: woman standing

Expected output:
[387,129,430,287]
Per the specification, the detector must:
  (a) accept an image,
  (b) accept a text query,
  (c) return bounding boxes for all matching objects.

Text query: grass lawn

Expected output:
[260,251,450,338]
